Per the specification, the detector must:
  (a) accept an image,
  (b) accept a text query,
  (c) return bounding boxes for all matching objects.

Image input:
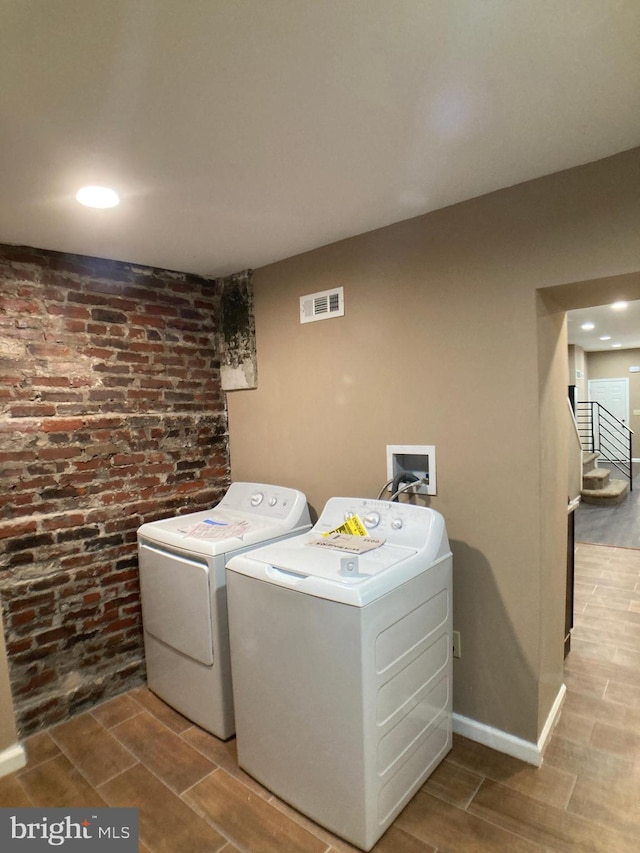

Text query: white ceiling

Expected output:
[567,301,640,352]
[1,1,639,278]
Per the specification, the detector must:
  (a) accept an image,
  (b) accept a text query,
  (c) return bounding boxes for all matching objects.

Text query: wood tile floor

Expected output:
[2,543,640,851]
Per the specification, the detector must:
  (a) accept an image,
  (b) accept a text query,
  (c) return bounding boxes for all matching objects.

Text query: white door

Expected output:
[588,378,629,424]
[588,378,629,460]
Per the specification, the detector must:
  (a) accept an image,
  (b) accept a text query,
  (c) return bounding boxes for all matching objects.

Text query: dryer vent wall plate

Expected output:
[300,287,344,324]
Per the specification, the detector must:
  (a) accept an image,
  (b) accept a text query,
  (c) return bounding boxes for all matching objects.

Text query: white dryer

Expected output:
[226,496,452,851]
[137,482,310,739]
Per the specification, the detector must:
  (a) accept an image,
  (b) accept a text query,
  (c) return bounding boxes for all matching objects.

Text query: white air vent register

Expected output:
[300,287,344,324]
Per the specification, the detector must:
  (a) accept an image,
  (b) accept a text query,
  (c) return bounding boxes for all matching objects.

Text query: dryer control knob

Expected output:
[391,517,404,530]
[268,496,278,507]
[250,492,264,506]
[363,512,380,528]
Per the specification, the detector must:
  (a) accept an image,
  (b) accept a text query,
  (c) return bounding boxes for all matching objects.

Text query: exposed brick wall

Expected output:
[0,244,232,735]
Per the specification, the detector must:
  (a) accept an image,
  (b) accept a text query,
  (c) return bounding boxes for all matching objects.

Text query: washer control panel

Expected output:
[322,497,435,549]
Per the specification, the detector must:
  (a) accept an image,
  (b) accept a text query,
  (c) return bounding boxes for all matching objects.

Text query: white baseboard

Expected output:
[0,742,26,778]
[537,683,567,756]
[453,683,566,767]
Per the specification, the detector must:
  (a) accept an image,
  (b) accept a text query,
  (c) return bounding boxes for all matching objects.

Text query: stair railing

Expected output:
[576,401,633,491]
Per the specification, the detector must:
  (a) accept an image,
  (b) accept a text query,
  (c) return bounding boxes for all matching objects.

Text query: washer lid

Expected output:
[226,533,441,606]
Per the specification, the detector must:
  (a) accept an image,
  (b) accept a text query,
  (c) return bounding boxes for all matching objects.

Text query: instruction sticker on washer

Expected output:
[309,533,385,554]
[321,514,369,538]
[179,512,264,540]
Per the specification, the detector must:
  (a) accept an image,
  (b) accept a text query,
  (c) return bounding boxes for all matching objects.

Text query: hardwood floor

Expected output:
[575,462,640,548]
[1,541,640,851]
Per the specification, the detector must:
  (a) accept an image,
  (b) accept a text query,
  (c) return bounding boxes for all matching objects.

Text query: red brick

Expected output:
[102,569,138,585]
[66,290,111,307]
[0,297,40,313]
[128,313,164,328]
[102,617,139,634]
[86,416,123,430]
[39,446,82,460]
[105,517,141,534]
[18,596,56,614]
[14,670,57,696]
[73,459,102,472]
[0,520,38,539]
[61,319,87,333]
[112,453,145,466]
[0,448,37,462]
[39,391,83,404]
[35,626,74,646]
[6,638,33,655]
[41,417,84,432]
[41,513,86,530]
[59,555,89,569]
[10,404,55,418]
[11,609,37,627]
[0,245,231,736]
[115,351,149,364]
[130,341,164,354]
[27,343,72,358]
[84,510,110,524]
[47,304,91,319]
[31,376,72,387]
[8,476,52,494]
[0,374,23,386]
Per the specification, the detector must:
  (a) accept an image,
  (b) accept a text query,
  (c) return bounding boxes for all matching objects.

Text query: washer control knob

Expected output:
[391,517,404,530]
[363,512,380,528]
[250,492,264,507]
[268,496,278,507]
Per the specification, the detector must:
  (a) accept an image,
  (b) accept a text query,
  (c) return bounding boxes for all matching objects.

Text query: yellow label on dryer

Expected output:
[321,514,368,538]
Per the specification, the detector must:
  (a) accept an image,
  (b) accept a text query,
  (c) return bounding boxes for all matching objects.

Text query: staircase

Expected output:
[581,452,630,506]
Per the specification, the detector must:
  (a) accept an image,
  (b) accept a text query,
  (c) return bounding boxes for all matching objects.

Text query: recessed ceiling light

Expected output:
[611,301,628,311]
[580,322,595,330]
[611,343,622,348]
[599,335,612,341]
[75,185,120,208]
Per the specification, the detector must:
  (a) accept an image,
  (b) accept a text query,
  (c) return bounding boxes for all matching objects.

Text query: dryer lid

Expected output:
[137,507,309,557]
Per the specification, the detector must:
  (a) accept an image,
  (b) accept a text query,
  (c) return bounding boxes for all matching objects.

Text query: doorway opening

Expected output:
[565,293,640,549]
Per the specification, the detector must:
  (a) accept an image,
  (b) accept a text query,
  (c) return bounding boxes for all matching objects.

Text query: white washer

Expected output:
[226,497,452,852]
[137,482,310,739]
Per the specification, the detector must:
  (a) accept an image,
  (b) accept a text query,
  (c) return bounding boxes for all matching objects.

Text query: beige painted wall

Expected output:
[228,148,640,744]
[568,345,588,402]
[0,608,19,754]
[536,294,571,732]
[587,347,640,453]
